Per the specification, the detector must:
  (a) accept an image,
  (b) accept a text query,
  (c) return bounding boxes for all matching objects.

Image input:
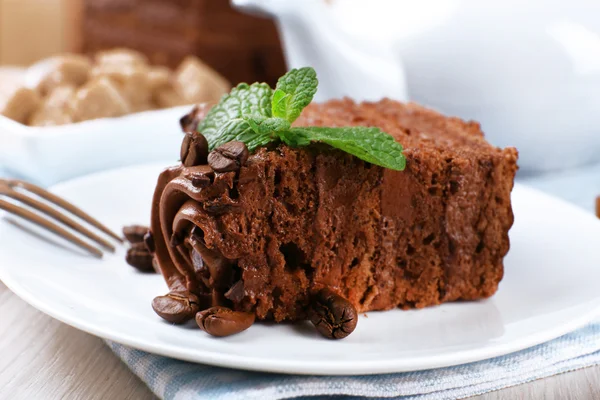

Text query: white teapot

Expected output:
[233,0,600,173]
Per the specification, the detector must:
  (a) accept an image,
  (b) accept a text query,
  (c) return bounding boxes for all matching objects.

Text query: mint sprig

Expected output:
[271,67,318,123]
[198,82,273,150]
[195,67,406,171]
[282,127,406,171]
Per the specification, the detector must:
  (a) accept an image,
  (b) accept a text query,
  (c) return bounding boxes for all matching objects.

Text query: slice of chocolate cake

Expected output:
[148,97,518,338]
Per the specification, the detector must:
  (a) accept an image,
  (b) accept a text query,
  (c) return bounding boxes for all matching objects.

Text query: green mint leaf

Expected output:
[271,90,290,120]
[271,67,318,123]
[244,115,291,135]
[288,127,406,171]
[277,129,311,147]
[213,118,273,151]
[198,82,273,150]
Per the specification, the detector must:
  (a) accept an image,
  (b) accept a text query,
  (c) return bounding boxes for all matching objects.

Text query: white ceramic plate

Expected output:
[1,163,600,376]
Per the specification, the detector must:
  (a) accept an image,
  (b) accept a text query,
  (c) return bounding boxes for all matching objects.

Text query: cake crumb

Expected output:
[596,196,600,219]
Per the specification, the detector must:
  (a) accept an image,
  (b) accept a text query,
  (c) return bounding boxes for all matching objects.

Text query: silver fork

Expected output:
[0,179,123,258]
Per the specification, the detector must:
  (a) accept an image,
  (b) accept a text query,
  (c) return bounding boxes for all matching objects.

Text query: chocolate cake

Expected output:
[149,98,518,337]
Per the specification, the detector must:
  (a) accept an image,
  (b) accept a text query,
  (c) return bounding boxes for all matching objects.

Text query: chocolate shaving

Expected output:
[224,280,245,303]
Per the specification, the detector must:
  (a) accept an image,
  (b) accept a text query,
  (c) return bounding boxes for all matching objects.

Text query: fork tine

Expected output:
[6,179,124,243]
[0,198,103,258]
[0,186,116,252]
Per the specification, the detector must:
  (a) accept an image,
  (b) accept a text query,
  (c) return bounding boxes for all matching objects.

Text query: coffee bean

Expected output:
[195,306,255,337]
[309,288,358,339]
[179,104,209,133]
[181,132,209,167]
[152,291,200,324]
[207,141,248,172]
[123,225,148,244]
[143,231,155,253]
[125,242,154,272]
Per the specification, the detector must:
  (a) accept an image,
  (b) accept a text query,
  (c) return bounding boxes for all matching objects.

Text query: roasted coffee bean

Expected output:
[125,242,154,272]
[179,104,208,133]
[143,231,155,253]
[123,225,148,244]
[207,141,248,172]
[152,291,200,324]
[195,306,255,337]
[181,132,209,167]
[309,288,358,339]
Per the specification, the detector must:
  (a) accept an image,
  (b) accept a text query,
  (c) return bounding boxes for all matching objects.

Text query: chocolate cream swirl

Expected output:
[150,164,242,312]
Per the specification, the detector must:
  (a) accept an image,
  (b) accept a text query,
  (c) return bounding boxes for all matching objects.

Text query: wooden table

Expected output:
[0,282,599,399]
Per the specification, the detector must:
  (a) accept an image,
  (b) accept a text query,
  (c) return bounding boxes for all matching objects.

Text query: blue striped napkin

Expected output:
[107,323,600,400]
[105,164,600,400]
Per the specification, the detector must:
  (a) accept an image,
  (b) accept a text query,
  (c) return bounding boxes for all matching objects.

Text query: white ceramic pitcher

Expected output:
[232,0,409,104]
[233,0,600,173]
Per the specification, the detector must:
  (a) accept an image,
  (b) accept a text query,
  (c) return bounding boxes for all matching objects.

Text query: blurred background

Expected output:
[0,0,286,85]
[1,0,599,210]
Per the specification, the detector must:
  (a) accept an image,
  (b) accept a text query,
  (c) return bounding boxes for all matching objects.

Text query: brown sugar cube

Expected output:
[69,77,130,122]
[0,83,41,124]
[596,196,600,219]
[147,66,172,93]
[44,85,75,108]
[90,64,152,112]
[28,85,75,126]
[29,108,73,127]
[154,85,187,108]
[173,56,230,104]
[35,55,92,95]
[95,48,149,67]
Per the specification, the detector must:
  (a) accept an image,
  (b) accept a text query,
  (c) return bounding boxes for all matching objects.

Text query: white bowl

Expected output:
[0,106,191,186]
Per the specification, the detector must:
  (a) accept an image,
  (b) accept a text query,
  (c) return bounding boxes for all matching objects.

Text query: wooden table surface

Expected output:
[0,282,599,399]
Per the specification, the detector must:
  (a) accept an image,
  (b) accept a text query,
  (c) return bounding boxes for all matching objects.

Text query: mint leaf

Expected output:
[287,127,406,171]
[271,67,317,123]
[244,115,291,135]
[198,82,273,150]
[193,66,406,172]
[271,90,290,120]
[213,119,273,151]
[277,129,311,147]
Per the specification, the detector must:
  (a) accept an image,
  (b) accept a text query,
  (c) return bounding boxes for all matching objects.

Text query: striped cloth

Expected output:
[107,322,600,400]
